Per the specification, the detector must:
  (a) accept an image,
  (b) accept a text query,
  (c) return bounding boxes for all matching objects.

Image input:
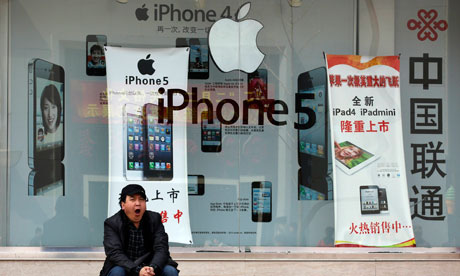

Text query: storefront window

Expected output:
[1,0,459,249]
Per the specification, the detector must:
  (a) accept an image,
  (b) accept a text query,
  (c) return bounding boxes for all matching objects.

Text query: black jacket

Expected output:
[100,210,178,276]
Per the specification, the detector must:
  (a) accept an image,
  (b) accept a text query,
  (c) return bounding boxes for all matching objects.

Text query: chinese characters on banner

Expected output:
[105,47,193,244]
[326,55,415,247]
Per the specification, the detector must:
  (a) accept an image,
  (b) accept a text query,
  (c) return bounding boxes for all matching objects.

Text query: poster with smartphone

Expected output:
[176,38,209,79]
[86,35,106,76]
[144,103,173,180]
[105,46,192,244]
[252,181,272,222]
[201,110,222,152]
[187,175,204,196]
[326,55,414,247]
[247,69,273,111]
[28,59,65,168]
[297,67,331,200]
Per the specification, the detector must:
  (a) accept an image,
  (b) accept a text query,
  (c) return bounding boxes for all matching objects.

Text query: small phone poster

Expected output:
[201,111,222,152]
[187,175,204,196]
[360,186,379,214]
[86,35,107,76]
[252,181,272,222]
[189,40,208,73]
[176,37,209,79]
[247,69,273,111]
[326,54,414,247]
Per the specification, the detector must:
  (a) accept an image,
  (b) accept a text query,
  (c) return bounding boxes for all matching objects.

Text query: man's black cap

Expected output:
[120,184,147,200]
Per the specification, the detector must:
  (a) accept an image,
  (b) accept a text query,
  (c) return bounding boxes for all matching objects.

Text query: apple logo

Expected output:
[136,4,149,21]
[138,54,155,75]
[208,2,264,73]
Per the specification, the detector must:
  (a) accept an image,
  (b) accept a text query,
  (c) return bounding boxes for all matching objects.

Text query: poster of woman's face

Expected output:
[36,78,64,151]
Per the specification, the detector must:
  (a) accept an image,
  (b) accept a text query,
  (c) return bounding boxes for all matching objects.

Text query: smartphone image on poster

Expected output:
[123,103,144,181]
[378,187,389,213]
[334,141,380,175]
[28,59,65,170]
[252,181,272,222]
[86,34,107,76]
[188,175,205,196]
[360,185,380,215]
[201,110,222,152]
[297,67,328,195]
[247,69,272,110]
[175,37,209,79]
[144,103,173,181]
[28,163,65,196]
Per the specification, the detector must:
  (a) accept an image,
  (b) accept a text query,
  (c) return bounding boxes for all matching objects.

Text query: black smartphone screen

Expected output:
[252,181,272,222]
[144,104,173,180]
[29,59,65,169]
[28,163,65,196]
[126,112,144,172]
[86,35,107,76]
[176,37,209,79]
[188,175,205,196]
[297,67,328,177]
[378,188,388,211]
[360,185,380,214]
[247,69,273,110]
[201,111,222,152]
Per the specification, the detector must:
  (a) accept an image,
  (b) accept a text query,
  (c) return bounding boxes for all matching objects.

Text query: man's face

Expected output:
[121,194,146,226]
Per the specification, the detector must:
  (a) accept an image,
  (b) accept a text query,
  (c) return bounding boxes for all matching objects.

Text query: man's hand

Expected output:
[139,266,155,276]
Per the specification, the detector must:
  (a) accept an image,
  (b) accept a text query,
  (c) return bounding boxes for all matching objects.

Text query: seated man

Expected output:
[100,184,179,276]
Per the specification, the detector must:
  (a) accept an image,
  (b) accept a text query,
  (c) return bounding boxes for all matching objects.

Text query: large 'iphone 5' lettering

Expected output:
[158,87,315,130]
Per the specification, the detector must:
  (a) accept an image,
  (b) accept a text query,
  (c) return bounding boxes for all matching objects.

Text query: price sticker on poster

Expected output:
[105,46,192,244]
[325,55,415,247]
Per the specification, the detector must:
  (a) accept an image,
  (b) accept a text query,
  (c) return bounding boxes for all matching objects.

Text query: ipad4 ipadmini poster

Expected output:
[28,59,65,169]
[123,103,144,181]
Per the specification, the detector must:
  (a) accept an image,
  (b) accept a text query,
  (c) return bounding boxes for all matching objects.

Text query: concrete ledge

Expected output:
[1,247,459,261]
[1,248,460,275]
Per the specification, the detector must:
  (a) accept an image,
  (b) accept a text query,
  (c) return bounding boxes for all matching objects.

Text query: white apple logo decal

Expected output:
[208,2,264,73]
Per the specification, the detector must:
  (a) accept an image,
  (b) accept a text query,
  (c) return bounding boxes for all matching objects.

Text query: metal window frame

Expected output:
[0,0,9,247]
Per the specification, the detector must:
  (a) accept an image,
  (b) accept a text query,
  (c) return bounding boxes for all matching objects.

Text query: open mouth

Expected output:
[135,209,141,214]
